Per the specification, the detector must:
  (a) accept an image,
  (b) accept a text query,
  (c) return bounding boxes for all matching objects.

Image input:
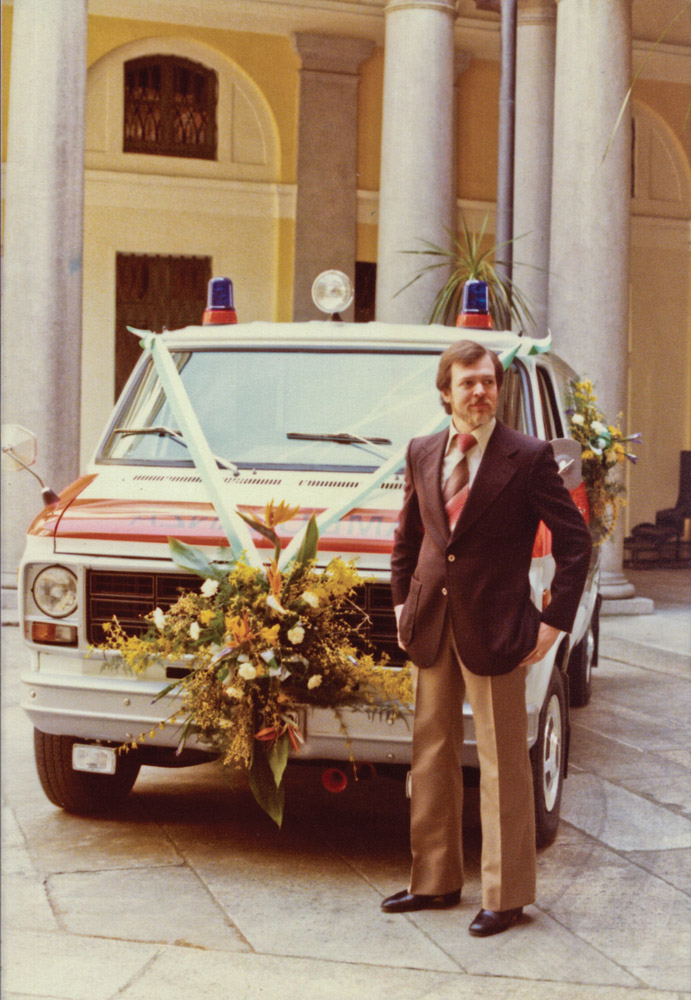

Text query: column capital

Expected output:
[385,0,459,17]
[291,33,375,75]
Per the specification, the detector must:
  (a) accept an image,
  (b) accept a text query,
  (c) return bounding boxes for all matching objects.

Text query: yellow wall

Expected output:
[86,16,300,184]
[634,78,691,163]
[628,243,691,527]
[357,47,384,193]
[456,59,500,203]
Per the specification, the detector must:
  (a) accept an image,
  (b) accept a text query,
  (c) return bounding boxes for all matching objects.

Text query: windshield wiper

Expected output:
[286,431,391,461]
[112,426,239,474]
[287,432,392,446]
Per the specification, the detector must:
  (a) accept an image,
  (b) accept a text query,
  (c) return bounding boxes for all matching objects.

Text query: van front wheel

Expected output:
[530,668,566,848]
[34,730,141,814]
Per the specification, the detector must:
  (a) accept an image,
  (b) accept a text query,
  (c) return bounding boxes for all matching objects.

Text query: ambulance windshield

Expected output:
[99,348,443,472]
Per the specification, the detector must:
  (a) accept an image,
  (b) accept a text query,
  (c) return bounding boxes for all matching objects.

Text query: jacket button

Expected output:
[447,554,455,562]
[442,587,448,596]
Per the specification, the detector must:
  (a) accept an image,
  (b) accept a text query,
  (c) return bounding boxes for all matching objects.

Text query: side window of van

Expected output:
[498,362,535,436]
[536,365,565,441]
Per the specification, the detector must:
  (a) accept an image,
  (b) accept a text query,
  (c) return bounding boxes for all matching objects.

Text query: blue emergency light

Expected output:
[202,277,238,325]
[456,279,493,329]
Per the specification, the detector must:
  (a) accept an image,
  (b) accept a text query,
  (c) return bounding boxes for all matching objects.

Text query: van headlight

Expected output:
[32,566,78,618]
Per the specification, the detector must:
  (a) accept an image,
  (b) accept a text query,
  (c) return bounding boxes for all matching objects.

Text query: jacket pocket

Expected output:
[399,577,422,646]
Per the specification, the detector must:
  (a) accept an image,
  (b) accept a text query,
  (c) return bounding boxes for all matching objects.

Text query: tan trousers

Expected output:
[408,618,536,911]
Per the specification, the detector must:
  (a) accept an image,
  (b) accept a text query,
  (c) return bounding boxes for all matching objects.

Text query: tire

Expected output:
[530,668,566,848]
[567,605,599,708]
[34,730,141,814]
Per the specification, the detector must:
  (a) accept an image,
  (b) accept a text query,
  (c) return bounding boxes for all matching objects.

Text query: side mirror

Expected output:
[2,424,37,472]
[1,424,60,505]
[550,437,583,491]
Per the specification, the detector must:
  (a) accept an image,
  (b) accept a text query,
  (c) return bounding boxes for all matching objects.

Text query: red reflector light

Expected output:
[456,313,494,329]
[28,621,78,645]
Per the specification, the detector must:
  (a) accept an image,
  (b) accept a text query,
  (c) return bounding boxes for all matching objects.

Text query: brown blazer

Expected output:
[391,421,593,676]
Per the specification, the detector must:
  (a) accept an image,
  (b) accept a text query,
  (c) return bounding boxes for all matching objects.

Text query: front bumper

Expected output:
[20,664,540,768]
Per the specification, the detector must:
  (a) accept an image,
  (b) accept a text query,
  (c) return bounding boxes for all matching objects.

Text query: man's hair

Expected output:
[436,340,504,414]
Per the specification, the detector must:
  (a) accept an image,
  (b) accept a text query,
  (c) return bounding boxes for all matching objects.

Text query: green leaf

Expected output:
[294,513,319,568]
[168,538,227,580]
[235,510,281,564]
[249,742,285,827]
[267,731,290,789]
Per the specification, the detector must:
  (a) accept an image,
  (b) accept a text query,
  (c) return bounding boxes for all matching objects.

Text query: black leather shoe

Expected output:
[468,907,523,937]
[381,889,461,913]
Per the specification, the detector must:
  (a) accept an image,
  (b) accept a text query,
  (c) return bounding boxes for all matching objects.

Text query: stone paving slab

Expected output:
[113,947,686,1000]
[568,723,691,821]
[407,902,638,986]
[624,847,691,897]
[46,866,250,951]
[2,930,160,1000]
[536,827,691,993]
[562,771,691,851]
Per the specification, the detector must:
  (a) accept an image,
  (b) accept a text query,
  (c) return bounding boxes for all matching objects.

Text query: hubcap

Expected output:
[542,693,563,812]
[584,627,595,687]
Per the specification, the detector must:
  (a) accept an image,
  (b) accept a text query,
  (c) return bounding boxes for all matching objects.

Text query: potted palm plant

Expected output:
[402,213,535,332]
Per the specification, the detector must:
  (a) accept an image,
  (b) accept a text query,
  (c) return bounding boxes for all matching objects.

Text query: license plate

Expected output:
[72,744,117,775]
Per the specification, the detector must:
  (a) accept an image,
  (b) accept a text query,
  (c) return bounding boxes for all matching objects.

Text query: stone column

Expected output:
[549,0,648,610]
[376,0,458,323]
[291,33,374,321]
[1,0,87,579]
[513,0,556,336]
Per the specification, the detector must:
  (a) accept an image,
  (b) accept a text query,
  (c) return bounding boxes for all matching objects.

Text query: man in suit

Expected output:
[381,339,592,936]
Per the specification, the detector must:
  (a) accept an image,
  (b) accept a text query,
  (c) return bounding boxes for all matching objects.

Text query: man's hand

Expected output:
[394,603,407,651]
[519,622,560,666]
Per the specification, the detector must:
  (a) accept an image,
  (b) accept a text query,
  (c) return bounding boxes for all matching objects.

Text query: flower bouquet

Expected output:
[567,379,641,542]
[101,501,413,826]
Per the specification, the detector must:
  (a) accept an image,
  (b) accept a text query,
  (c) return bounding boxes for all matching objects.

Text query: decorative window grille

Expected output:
[124,56,217,159]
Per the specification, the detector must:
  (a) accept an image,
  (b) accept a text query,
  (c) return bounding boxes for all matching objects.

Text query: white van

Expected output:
[12,298,600,846]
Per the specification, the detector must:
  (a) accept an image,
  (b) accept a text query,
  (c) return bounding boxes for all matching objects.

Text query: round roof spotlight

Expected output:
[311,270,354,321]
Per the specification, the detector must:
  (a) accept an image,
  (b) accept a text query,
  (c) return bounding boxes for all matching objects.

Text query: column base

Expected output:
[600,569,654,616]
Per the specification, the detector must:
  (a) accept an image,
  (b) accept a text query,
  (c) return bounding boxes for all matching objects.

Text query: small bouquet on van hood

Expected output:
[567,379,641,542]
[100,501,412,827]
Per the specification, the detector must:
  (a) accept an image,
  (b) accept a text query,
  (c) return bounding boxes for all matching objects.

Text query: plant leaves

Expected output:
[168,538,227,580]
[399,217,537,331]
[268,731,291,789]
[249,741,285,827]
[294,513,319,568]
[235,510,281,564]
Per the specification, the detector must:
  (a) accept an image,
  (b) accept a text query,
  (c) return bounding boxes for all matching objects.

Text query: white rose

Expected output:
[571,414,585,426]
[224,685,243,700]
[152,607,167,630]
[287,625,305,645]
[591,420,607,435]
[238,663,258,681]
[301,591,319,608]
[201,578,219,598]
[189,621,201,641]
[307,674,322,690]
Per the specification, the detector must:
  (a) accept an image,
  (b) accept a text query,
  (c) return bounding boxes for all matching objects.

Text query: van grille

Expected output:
[86,570,202,643]
[85,570,404,665]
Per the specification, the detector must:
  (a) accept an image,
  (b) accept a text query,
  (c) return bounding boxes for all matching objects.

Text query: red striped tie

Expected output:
[443,433,476,530]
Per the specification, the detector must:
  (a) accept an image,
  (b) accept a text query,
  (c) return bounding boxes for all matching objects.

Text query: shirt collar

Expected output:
[446,417,496,454]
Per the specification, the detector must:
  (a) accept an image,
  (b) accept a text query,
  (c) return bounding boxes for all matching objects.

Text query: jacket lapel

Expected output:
[417,429,450,548]
[451,422,520,540]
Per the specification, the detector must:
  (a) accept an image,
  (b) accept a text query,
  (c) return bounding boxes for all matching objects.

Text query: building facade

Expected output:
[2,0,690,590]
